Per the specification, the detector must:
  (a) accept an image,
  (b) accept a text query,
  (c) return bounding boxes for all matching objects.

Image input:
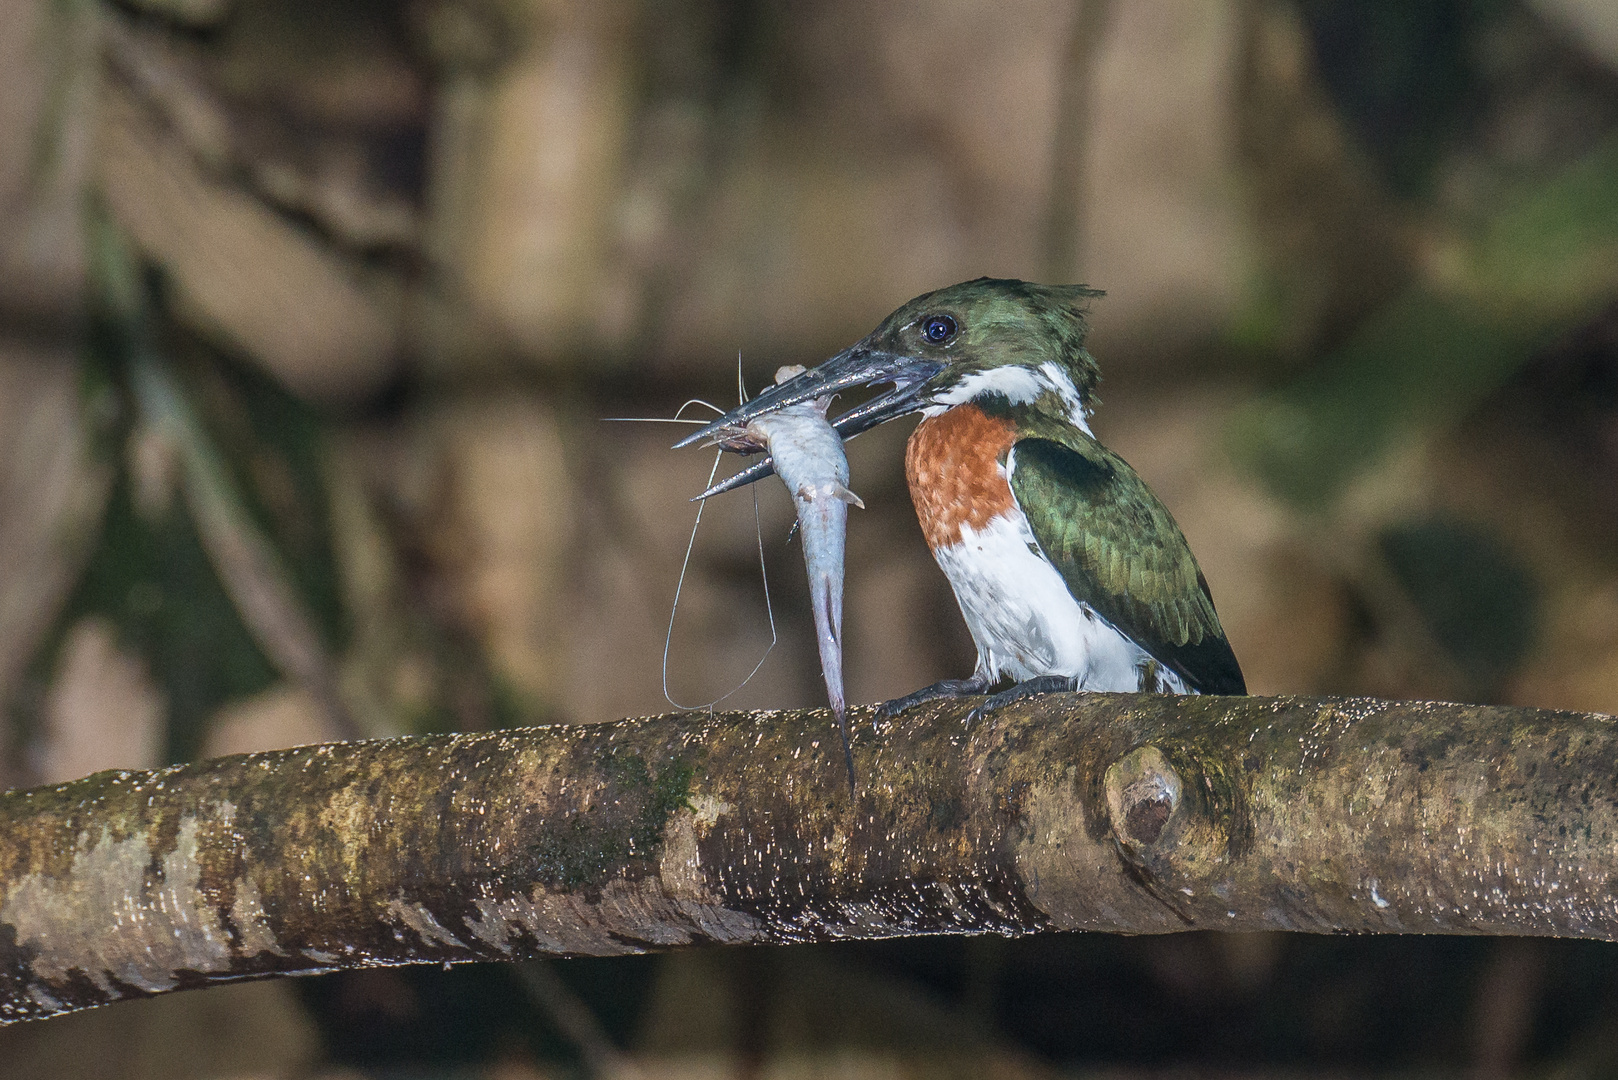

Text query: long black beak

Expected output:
[673,345,943,499]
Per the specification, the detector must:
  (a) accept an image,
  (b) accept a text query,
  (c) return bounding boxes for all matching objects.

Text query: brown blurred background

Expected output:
[3,0,1618,1075]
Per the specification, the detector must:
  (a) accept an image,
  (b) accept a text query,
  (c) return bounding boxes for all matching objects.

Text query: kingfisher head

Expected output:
[676,278,1104,458]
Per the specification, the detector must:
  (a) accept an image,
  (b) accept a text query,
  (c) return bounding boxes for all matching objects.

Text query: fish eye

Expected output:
[923,315,957,344]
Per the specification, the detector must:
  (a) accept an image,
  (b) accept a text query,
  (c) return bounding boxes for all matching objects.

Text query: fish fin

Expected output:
[833,483,865,509]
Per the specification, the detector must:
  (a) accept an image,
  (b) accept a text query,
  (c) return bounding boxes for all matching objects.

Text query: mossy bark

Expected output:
[4,692,1618,1023]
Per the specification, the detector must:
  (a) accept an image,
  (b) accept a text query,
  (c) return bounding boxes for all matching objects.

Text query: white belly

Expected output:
[931,510,1190,693]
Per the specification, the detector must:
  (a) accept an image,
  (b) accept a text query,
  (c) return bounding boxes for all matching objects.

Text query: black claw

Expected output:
[875,677,991,721]
[963,675,1076,725]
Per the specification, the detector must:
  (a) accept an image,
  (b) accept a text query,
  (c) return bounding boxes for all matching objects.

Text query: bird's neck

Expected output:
[921,362,1095,435]
[905,403,1020,552]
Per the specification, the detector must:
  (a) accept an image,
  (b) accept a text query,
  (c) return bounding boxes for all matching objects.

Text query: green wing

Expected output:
[1008,432,1246,694]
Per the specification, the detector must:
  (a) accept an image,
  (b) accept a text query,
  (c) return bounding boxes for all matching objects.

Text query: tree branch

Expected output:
[2,692,1615,1023]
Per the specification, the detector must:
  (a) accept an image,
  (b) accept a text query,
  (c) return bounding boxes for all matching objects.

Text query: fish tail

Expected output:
[808,569,853,789]
[796,498,851,789]
[810,573,845,710]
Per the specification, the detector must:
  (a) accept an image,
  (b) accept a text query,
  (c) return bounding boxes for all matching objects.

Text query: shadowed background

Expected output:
[3,0,1618,1075]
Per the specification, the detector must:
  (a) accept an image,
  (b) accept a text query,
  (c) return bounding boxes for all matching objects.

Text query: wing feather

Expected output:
[1007,434,1246,694]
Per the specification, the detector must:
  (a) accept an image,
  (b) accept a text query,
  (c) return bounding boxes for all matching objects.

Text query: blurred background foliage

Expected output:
[2,0,1618,1075]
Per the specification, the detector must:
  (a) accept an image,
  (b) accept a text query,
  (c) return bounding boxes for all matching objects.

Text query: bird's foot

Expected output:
[875,677,991,721]
[964,675,1078,726]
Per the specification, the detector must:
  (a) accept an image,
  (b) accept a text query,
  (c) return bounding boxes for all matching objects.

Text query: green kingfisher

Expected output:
[676,277,1245,719]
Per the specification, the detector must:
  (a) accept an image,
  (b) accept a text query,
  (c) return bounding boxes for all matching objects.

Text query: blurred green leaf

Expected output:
[47,468,279,764]
[1230,135,1618,509]
[1468,137,1618,318]
[1228,289,1521,508]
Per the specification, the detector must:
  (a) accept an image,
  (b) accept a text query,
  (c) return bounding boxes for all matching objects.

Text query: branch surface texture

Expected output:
[2,693,1614,1023]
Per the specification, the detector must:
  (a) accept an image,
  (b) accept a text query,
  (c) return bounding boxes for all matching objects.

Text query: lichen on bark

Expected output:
[4,692,1618,1024]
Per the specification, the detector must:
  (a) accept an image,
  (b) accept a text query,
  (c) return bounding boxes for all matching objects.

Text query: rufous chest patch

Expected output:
[905,404,1019,551]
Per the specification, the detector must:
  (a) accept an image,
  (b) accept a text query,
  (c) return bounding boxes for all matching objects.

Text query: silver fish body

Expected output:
[716,367,862,786]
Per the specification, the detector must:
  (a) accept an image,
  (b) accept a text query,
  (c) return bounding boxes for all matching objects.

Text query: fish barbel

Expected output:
[710,365,863,788]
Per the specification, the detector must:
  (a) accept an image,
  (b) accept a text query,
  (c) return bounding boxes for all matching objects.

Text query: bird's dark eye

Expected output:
[923,315,957,344]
